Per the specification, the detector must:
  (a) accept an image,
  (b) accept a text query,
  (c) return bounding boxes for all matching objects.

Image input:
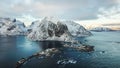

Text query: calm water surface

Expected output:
[0,31,120,68]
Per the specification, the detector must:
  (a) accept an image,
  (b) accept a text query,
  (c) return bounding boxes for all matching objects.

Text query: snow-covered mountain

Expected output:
[29,17,91,37]
[61,21,92,37]
[90,27,112,32]
[27,17,73,42]
[0,18,27,35]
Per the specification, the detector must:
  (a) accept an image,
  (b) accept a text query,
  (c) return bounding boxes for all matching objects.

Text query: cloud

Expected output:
[0,0,120,20]
[76,2,120,29]
[98,5,120,19]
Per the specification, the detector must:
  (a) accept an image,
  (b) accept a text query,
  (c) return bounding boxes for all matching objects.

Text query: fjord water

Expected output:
[0,31,120,68]
[0,36,63,68]
[0,36,40,68]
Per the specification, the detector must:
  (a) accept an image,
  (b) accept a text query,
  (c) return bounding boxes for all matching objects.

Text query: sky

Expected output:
[0,0,120,26]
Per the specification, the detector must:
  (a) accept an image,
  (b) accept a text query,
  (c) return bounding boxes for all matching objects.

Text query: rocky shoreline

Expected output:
[16,48,61,68]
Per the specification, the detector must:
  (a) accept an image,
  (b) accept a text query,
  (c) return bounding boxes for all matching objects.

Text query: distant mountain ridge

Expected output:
[90,27,113,32]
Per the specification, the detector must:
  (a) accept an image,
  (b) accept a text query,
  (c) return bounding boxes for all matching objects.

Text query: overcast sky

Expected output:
[0,0,120,21]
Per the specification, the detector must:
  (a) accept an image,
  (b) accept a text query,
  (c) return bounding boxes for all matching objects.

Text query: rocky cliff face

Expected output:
[27,18,73,42]
[0,18,27,35]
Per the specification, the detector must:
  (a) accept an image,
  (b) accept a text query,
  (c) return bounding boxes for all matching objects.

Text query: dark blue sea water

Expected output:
[0,32,120,68]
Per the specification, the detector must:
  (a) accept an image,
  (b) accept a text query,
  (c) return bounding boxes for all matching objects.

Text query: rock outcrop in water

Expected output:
[64,44,94,52]
[0,18,27,35]
[57,59,77,65]
[27,17,73,42]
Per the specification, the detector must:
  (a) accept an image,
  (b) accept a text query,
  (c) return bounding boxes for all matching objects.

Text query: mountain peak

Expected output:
[42,17,59,24]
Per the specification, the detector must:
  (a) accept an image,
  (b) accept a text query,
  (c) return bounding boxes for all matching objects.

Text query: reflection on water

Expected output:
[39,41,64,50]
